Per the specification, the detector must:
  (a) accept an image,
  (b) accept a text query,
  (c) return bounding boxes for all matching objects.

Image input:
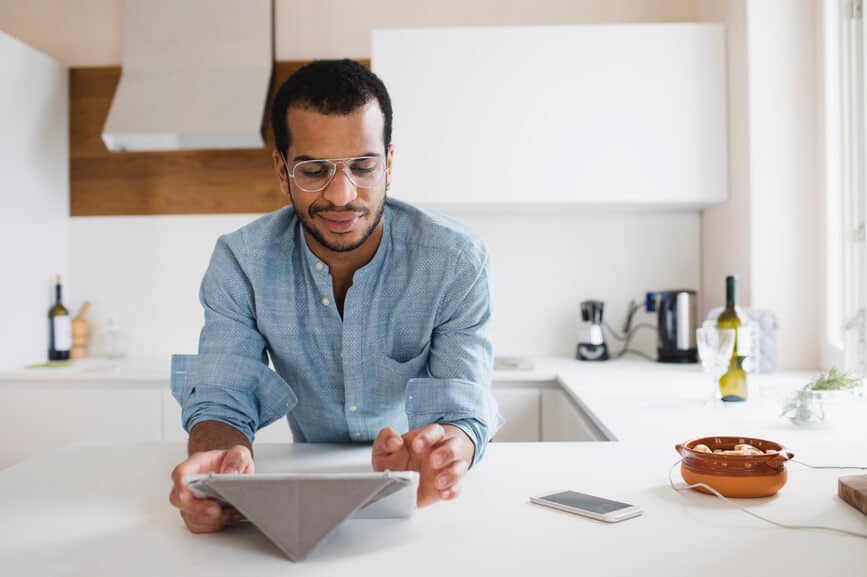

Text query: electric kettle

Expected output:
[648,290,698,363]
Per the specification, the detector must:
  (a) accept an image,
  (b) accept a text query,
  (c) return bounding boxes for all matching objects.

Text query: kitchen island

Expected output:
[1,359,865,575]
[1,439,865,576]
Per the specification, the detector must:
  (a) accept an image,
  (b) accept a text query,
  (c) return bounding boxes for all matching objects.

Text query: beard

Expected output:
[293,192,386,253]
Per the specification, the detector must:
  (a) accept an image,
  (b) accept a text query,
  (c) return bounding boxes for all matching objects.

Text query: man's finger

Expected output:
[411,423,446,453]
[373,427,403,455]
[179,490,225,519]
[171,450,224,483]
[441,482,463,500]
[171,450,224,500]
[219,446,253,474]
[181,508,237,534]
[387,436,403,451]
[434,459,469,491]
[429,438,462,469]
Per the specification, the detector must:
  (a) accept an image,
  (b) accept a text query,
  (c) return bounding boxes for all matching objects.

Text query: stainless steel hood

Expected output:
[102,0,272,152]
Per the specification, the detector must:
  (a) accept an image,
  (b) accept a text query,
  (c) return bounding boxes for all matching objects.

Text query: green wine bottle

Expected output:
[716,275,747,401]
[48,274,71,361]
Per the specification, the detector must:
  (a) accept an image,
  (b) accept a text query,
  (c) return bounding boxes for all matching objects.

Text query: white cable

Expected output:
[668,459,867,540]
[791,459,867,471]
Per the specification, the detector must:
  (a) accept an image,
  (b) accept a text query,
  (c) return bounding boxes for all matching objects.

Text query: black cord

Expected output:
[604,322,657,341]
[603,321,628,341]
[607,323,656,359]
[600,299,657,360]
[621,300,642,334]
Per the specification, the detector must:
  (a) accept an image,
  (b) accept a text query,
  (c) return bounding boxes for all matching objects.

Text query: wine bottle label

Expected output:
[53,316,72,351]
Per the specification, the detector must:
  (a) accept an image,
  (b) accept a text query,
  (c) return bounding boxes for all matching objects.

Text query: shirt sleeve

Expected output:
[404,245,504,468]
[170,234,298,444]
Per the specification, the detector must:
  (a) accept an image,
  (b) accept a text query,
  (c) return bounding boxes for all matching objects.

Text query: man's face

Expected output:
[273,101,393,254]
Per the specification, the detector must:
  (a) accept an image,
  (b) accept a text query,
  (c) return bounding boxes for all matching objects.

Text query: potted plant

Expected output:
[781,368,863,425]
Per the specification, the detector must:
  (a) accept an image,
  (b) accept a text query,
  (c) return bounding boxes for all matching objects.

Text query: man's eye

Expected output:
[350,160,378,174]
[301,165,328,178]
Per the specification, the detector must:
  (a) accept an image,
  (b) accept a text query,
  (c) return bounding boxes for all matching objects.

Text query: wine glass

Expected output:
[696,325,736,403]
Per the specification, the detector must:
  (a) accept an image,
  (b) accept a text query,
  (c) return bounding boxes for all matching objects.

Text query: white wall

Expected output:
[745,0,821,370]
[0,0,697,66]
[695,0,822,371]
[0,0,705,367]
[67,210,700,361]
[0,31,68,370]
[67,215,250,360]
[10,1,825,370]
[696,0,752,314]
[275,0,698,60]
[464,211,700,358]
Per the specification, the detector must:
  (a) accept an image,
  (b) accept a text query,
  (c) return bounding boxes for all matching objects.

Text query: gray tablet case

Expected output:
[184,471,418,561]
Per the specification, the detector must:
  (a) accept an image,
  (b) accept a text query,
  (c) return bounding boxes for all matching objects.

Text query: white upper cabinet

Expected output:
[372,24,727,210]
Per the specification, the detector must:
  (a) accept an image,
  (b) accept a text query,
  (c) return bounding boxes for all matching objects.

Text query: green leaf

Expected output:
[803,367,862,392]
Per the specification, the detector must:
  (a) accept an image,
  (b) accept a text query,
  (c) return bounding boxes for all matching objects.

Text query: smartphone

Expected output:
[530,490,643,523]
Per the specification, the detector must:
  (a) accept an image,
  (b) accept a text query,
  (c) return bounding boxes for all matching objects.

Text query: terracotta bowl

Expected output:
[675,436,794,498]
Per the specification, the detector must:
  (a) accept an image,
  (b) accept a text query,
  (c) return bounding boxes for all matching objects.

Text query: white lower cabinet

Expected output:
[491,388,542,441]
[0,378,610,469]
[539,389,611,442]
[0,385,162,469]
[492,382,612,443]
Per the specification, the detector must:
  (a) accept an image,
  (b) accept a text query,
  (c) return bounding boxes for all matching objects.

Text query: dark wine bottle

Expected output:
[48,274,71,361]
[716,275,747,401]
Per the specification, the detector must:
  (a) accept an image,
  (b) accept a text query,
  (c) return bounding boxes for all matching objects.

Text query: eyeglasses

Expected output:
[280,153,387,193]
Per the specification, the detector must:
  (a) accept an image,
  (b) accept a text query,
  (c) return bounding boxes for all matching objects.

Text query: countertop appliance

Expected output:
[649,290,698,363]
[577,300,609,361]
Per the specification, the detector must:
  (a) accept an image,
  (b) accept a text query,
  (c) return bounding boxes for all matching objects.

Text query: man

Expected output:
[168,59,502,533]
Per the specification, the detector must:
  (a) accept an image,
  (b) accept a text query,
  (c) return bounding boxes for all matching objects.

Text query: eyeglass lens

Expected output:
[291,157,385,192]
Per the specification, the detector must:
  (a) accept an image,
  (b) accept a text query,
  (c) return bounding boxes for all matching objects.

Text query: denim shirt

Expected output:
[170,198,503,467]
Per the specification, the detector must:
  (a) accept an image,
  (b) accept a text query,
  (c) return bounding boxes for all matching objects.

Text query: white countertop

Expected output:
[0,357,172,385]
[2,357,865,575]
[1,440,865,576]
[1,354,862,443]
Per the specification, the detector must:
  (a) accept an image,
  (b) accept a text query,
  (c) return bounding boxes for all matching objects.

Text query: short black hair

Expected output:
[270,59,393,157]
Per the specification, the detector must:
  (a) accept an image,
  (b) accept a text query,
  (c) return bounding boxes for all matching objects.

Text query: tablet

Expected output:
[183,470,418,561]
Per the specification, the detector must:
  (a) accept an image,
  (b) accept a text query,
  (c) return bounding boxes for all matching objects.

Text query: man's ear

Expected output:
[386,143,395,190]
[272,149,290,196]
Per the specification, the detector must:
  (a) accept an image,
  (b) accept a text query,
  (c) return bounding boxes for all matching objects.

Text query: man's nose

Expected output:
[322,165,357,207]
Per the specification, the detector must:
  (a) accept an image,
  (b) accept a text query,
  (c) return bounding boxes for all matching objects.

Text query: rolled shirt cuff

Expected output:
[405,377,504,468]
[170,353,298,443]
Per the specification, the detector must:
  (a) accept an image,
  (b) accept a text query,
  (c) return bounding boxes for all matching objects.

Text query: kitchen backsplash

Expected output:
[65,209,700,362]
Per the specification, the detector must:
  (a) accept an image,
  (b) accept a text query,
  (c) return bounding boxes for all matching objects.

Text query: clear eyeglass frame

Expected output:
[279,152,387,193]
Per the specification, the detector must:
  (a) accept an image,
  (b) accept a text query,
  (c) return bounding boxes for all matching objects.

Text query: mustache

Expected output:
[308,203,369,217]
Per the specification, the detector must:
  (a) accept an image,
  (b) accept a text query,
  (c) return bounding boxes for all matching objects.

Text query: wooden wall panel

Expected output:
[70,60,369,216]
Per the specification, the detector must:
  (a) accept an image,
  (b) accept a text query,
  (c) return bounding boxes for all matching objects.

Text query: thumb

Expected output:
[219,445,252,475]
[373,427,404,456]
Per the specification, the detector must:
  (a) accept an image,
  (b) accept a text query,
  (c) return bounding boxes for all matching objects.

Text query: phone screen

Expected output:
[541,491,633,514]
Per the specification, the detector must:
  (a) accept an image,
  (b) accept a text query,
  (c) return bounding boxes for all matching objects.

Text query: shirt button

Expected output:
[315,262,324,271]
[349,405,357,412]
[321,297,330,306]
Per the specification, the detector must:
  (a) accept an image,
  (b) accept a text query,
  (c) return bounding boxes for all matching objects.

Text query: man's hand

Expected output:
[169,445,254,533]
[372,423,475,508]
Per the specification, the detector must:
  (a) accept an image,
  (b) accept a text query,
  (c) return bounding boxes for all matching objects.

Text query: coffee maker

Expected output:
[647,290,698,363]
[577,300,609,361]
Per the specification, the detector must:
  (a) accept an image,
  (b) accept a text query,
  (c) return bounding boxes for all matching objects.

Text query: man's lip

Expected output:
[318,212,363,222]
[316,212,363,234]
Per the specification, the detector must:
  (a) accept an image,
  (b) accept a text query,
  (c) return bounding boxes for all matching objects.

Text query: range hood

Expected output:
[102,0,272,152]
